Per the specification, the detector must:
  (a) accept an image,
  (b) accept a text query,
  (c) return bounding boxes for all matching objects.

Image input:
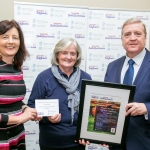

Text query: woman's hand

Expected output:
[79,139,109,149]
[47,114,61,123]
[79,139,90,146]
[35,116,43,121]
[99,144,109,149]
[19,107,37,124]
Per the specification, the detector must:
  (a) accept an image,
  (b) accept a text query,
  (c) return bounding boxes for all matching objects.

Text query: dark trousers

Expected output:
[40,145,85,150]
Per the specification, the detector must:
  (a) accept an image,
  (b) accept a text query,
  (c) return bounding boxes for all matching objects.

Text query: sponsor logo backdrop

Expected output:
[14,2,149,150]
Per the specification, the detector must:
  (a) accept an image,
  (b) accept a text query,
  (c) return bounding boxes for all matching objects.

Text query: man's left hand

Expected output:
[126,102,147,116]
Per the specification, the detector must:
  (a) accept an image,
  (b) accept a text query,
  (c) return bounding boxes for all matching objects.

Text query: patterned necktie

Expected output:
[123,59,135,85]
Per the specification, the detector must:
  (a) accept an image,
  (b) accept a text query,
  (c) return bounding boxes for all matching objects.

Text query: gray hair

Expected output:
[51,37,82,67]
[121,18,147,37]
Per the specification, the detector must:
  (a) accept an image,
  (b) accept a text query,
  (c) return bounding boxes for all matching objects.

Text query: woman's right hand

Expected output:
[19,107,37,124]
[47,114,61,123]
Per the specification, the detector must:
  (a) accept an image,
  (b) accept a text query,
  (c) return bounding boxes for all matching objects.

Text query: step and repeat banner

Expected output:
[14,2,150,150]
[86,9,149,80]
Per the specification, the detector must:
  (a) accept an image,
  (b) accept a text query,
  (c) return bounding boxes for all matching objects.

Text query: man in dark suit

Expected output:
[105,18,150,150]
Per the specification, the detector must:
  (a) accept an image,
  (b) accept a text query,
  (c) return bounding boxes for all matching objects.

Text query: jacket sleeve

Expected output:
[27,73,46,108]
[144,103,150,123]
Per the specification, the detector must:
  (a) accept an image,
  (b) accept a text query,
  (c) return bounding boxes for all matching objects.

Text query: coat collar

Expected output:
[133,48,150,91]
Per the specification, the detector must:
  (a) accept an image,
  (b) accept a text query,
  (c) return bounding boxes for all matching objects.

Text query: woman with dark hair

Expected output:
[0,20,37,150]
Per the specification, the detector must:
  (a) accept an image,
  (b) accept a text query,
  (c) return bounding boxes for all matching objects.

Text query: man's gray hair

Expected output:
[121,18,147,37]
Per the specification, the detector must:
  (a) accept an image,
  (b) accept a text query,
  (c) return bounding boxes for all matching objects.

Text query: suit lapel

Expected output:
[133,49,150,91]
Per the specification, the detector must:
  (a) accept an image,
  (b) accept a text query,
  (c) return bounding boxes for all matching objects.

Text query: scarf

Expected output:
[51,65,81,124]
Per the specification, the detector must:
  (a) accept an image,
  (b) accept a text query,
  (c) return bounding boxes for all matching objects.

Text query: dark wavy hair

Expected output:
[0,20,29,69]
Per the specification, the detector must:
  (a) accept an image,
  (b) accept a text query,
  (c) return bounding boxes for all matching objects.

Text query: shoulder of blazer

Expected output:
[109,55,126,65]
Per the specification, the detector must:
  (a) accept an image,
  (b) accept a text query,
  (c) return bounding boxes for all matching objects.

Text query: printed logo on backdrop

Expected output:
[105,35,121,40]
[89,11,92,19]
[89,53,103,61]
[70,21,85,29]
[117,25,122,29]
[102,22,105,30]
[50,22,68,27]
[89,45,105,50]
[89,24,99,29]
[26,54,34,61]
[89,66,99,70]
[89,32,103,40]
[68,12,85,17]
[26,88,32,92]
[106,13,115,18]
[117,53,123,58]
[35,121,39,124]
[36,10,47,15]
[23,75,34,83]
[81,56,85,61]
[23,30,34,38]
[16,6,34,15]
[50,8,66,17]
[89,11,103,19]
[22,66,29,70]
[36,55,47,60]
[36,33,55,38]
[32,64,49,72]
[75,34,85,39]
[17,20,29,26]
[57,31,73,39]
[105,55,115,60]
[101,63,108,71]
[25,43,36,49]
[26,140,34,145]
[100,63,108,72]
[102,22,116,30]
[38,41,55,50]
[32,19,48,27]
[136,15,149,20]
[107,43,122,51]
[25,130,36,135]
[17,6,21,15]
[107,43,110,51]
[36,140,39,144]
[118,12,132,20]
[91,74,103,81]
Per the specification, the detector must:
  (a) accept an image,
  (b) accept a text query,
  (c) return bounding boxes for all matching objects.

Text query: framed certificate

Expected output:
[76,80,136,148]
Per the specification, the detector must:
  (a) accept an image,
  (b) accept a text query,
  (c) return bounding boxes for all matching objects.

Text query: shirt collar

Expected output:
[57,66,77,76]
[125,48,146,66]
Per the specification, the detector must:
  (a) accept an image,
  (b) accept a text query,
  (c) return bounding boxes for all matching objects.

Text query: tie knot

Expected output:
[128,59,134,65]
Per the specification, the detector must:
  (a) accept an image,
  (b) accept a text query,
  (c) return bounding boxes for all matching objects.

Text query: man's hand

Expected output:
[126,102,147,116]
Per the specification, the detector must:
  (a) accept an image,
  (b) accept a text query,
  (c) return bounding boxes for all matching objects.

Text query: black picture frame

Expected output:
[76,80,136,149]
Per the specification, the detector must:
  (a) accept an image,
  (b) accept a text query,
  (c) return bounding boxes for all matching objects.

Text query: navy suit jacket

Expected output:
[104,49,150,150]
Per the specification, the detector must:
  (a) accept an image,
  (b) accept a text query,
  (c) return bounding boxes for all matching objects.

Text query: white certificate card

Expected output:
[86,143,109,150]
[35,99,59,116]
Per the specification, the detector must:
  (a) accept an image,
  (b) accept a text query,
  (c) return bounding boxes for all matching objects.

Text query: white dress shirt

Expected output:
[121,49,148,119]
[121,49,146,84]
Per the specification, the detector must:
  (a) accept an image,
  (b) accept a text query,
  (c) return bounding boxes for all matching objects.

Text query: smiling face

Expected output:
[57,43,77,74]
[121,23,146,58]
[0,27,20,63]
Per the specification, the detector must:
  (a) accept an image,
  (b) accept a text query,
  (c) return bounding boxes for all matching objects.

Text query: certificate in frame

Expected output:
[76,80,135,148]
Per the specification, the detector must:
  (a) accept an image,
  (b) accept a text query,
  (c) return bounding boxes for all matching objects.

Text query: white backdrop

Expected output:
[14,2,150,150]
[86,9,149,80]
